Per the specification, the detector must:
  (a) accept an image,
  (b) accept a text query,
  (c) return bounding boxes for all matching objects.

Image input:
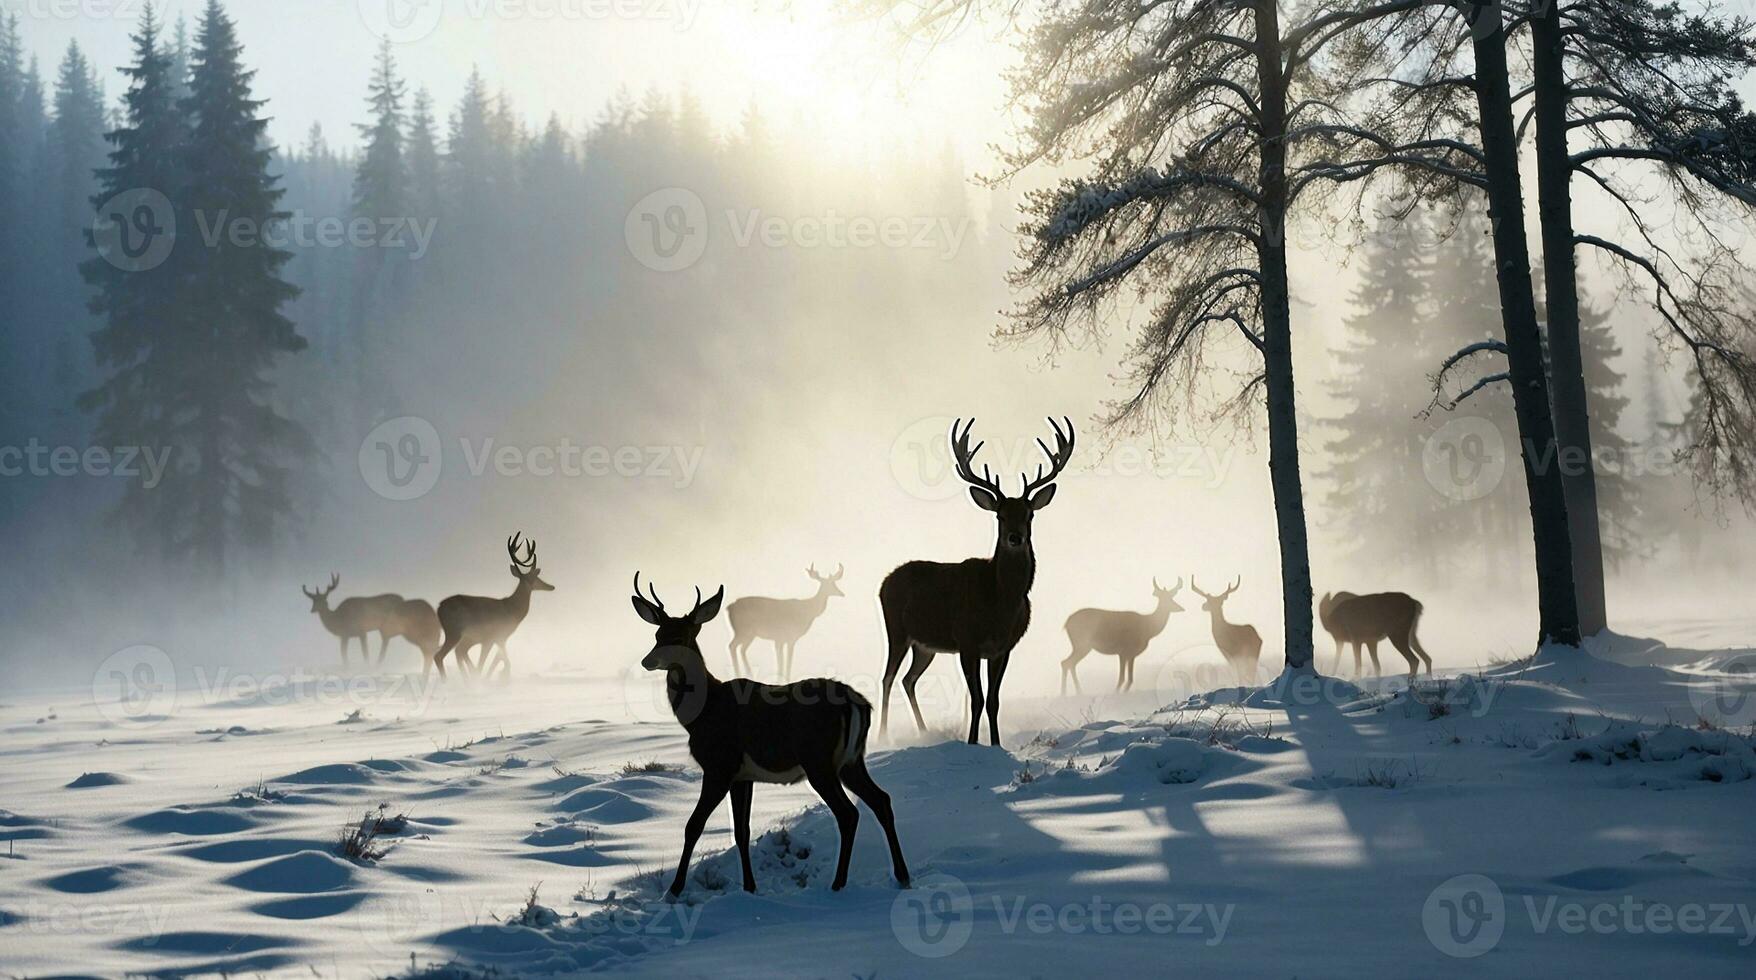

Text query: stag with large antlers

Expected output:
[1192,577,1262,687]
[633,574,910,897]
[879,416,1074,747]
[432,534,554,680]
[726,564,845,680]
[1061,577,1184,695]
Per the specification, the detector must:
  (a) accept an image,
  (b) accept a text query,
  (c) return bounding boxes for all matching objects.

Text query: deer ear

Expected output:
[632,596,664,625]
[690,586,725,625]
[1028,483,1057,510]
[969,486,1000,512]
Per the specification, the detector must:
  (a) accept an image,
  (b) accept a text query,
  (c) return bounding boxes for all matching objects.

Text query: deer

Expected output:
[1191,577,1263,687]
[879,416,1074,747]
[382,598,443,675]
[725,564,845,680]
[432,534,554,680]
[302,575,408,668]
[632,574,910,898]
[1061,577,1184,695]
[1319,591,1433,681]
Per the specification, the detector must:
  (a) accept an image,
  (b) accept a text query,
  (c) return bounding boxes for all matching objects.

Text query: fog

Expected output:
[4,0,1755,703]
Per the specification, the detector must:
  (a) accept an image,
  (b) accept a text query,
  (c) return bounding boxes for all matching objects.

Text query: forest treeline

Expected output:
[0,1,1747,658]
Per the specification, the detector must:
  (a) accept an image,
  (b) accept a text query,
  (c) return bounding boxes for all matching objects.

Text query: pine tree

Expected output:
[174,0,309,564]
[51,42,106,241]
[352,38,404,221]
[446,67,493,235]
[80,5,192,561]
[167,13,191,104]
[1320,194,1433,575]
[0,13,25,430]
[406,86,441,222]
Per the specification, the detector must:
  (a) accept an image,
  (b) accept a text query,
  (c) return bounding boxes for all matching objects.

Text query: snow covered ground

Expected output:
[3,622,1756,978]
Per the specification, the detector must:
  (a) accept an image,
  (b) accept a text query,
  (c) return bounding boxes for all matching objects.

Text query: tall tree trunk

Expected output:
[1531,1,1609,636]
[1255,2,1315,671]
[1468,2,1583,647]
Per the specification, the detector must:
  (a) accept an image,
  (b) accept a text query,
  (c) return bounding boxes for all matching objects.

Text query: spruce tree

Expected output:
[175,0,309,564]
[353,38,405,221]
[406,86,441,222]
[80,5,191,560]
[1321,194,1432,576]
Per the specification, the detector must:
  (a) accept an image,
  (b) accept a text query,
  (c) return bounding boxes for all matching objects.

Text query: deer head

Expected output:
[633,573,725,672]
[508,533,555,592]
[1191,576,1241,614]
[808,563,846,598]
[302,573,340,613]
[949,416,1075,553]
[1153,576,1185,612]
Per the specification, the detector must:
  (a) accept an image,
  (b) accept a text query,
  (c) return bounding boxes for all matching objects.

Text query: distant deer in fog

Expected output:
[1319,591,1433,681]
[1061,577,1184,695]
[432,534,554,680]
[302,575,436,669]
[880,416,1074,747]
[726,564,845,680]
[1191,577,1262,687]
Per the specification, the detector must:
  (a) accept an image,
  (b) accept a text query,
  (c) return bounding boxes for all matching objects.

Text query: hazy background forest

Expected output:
[1,0,1751,693]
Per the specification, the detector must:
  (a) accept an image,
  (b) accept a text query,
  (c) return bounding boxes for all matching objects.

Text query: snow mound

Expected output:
[1540,723,1756,783]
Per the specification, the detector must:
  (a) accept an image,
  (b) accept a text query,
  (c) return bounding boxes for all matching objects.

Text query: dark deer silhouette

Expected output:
[1061,577,1184,694]
[1319,591,1433,680]
[302,575,420,668]
[1191,577,1263,687]
[726,564,845,680]
[632,574,909,898]
[433,534,553,680]
[880,416,1074,747]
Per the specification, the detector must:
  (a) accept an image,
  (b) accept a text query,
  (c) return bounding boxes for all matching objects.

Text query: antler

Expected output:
[508,533,537,570]
[831,563,844,581]
[1019,416,1075,497]
[948,418,1005,499]
[633,571,665,614]
[1155,575,1182,593]
[1223,576,1240,598]
[1190,576,1212,600]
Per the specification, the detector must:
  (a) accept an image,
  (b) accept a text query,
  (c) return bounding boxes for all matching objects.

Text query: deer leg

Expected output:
[784,642,796,683]
[841,757,910,887]
[984,652,1009,748]
[376,632,389,666]
[1409,627,1434,676]
[338,636,348,669]
[728,636,743,676]
[1330,637,1344,675]
[959,653,985,745]
[1124,655,1138,692]
[668,772,732,898]
[1366,640,1382,676]
[1060,643,1088,696]
[880,632,909,738]
[805,765,860,891]
[1351,642,1363,678]
[901,647,933,734]
[1389,633,1419,684]
[432,633,458,680]
[730,781,756,893]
